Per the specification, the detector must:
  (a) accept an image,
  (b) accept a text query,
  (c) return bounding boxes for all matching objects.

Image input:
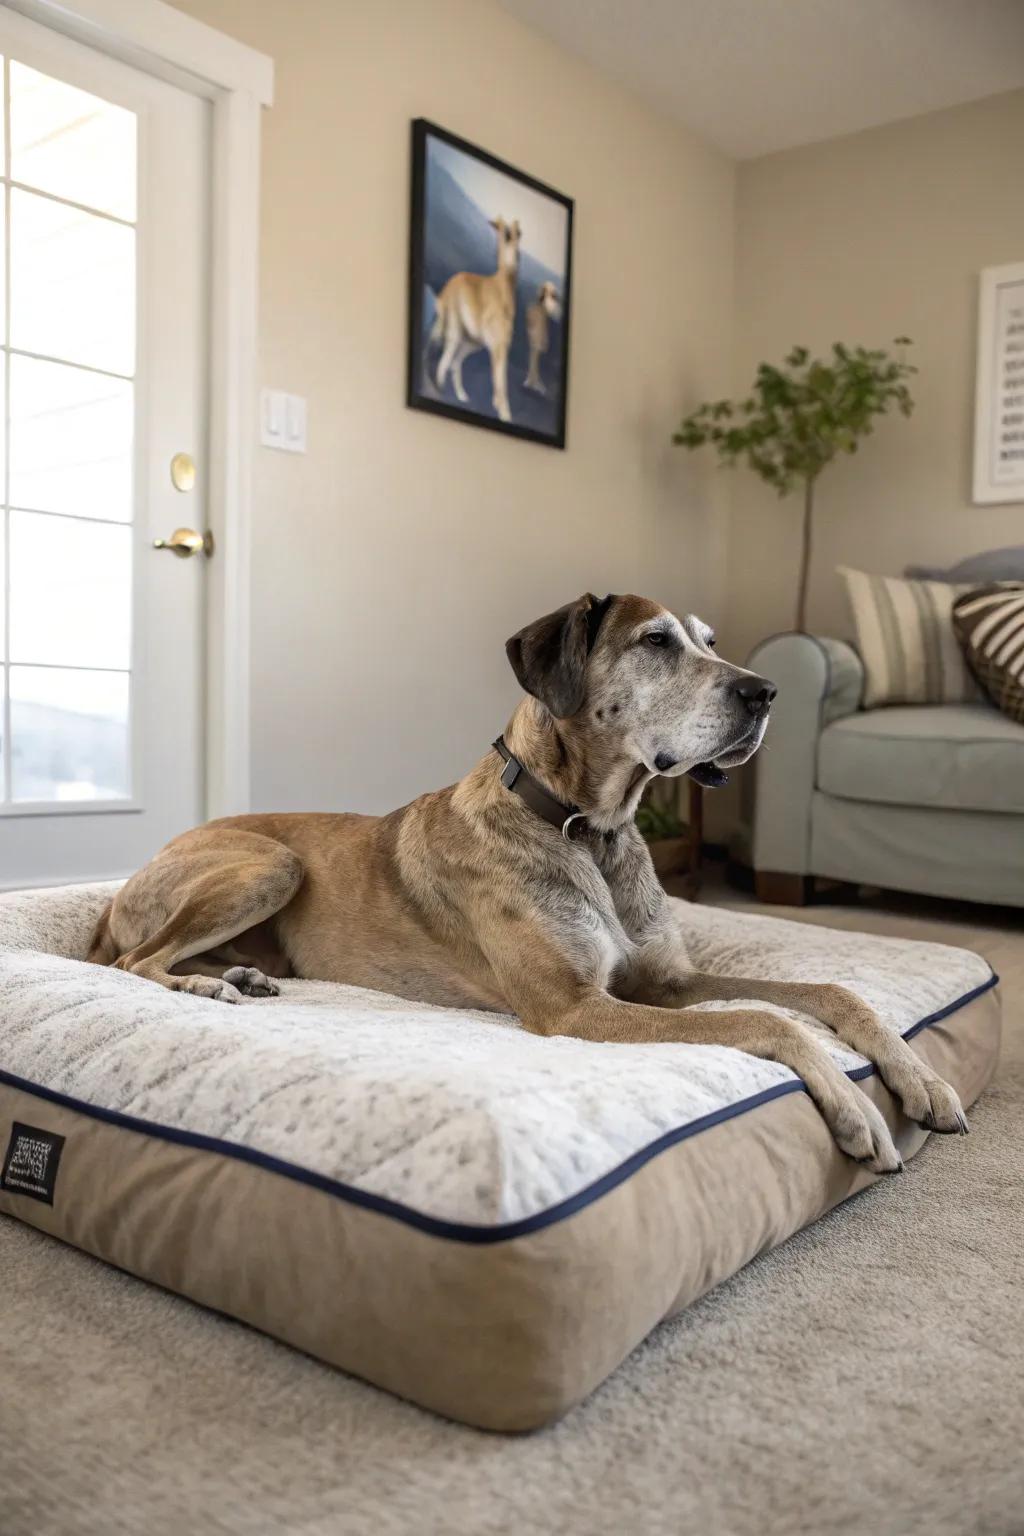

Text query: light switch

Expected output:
[260,388,307,452]
[260,388,283,446]
[285,393,307,451]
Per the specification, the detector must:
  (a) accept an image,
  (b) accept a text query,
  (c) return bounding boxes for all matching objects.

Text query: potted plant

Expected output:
[673,341,917,631]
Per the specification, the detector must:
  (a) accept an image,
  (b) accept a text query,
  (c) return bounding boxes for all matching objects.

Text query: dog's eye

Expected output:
[706,634,717,650]
[644,632,668,648]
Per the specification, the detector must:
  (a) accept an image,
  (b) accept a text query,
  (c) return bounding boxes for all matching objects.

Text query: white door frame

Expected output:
[2,0,272,819]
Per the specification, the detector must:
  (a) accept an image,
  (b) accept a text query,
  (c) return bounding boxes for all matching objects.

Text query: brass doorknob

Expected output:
[153,527,214,558]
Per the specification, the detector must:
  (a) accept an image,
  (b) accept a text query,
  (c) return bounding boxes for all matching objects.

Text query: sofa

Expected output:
[739,631,1024,909]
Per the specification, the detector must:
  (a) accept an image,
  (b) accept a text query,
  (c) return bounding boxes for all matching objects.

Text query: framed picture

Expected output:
[973,261,1024,505]
[407,119,574,449]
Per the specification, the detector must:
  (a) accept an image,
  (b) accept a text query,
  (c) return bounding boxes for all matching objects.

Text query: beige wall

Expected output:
[171,7,1023,834]
[727,89,1024,661]
[172,0,736,813]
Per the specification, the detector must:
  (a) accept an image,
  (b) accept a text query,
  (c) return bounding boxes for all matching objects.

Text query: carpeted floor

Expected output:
[3,884,1023,1536]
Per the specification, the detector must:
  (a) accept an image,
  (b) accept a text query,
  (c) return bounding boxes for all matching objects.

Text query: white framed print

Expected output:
[973,262,1024,504]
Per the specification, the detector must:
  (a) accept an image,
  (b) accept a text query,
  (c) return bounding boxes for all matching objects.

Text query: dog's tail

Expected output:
[86,900,119,966]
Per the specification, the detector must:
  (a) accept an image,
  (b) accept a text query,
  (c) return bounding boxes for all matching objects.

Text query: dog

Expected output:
[524,280,561,394]
[90,593,968,1173]
[429,215,520,422]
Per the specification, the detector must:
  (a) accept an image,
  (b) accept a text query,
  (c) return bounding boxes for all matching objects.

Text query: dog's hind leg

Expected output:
[168,951,282,998]
[450,340,473,403]
[106,830,303,1003]
[490,339,511,421]
[435,305,462,395]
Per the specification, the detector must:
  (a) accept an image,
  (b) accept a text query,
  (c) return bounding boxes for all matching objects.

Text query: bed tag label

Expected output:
[1,1122,65,1205]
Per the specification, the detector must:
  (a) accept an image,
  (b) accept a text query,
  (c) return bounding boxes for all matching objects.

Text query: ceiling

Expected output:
[495,0,1024,159]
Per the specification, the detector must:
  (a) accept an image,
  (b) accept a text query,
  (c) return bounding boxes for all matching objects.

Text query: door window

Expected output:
[1,58,137,805]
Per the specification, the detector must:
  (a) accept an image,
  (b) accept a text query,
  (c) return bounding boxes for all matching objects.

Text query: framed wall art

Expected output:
[407,119,574,449]
[973,261,1024,504]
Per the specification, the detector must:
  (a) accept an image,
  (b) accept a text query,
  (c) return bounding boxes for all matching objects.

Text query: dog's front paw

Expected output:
[914,1076,969,1135]
[833,1089,904,1176]
[222,966,280,999]
[892,1065,969,1135]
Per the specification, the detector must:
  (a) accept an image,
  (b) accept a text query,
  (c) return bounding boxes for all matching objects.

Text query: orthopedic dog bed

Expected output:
[0,883,1000,1430]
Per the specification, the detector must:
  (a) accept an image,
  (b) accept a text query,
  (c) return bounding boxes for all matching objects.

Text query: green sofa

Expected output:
[739,631,1024,909]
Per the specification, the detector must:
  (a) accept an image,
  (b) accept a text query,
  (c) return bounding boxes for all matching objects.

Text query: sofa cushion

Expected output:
[953,584,1024,725]
[817,703,1024,814]
[838,567,981,707]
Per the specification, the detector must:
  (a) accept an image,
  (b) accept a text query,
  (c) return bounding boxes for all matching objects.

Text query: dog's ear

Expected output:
[489,216,502,231]
[506,594,616,718]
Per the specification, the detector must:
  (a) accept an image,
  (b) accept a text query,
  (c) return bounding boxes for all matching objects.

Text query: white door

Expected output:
[0,8,210,890]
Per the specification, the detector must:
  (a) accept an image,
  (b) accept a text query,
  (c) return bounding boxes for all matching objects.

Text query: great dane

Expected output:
[90,592,968,1173]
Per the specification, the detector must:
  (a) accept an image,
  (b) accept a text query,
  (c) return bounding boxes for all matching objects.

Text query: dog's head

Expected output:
[538,281,562,320]
[489,215,522,269]
[506,593,776,792]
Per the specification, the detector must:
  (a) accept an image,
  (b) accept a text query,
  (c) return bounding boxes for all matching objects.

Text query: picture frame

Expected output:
[406,118,574,450]
[973,261,1024,505]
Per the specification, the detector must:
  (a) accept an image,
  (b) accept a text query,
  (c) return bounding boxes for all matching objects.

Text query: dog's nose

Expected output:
[654,751,678,772]
[734,675,777,718]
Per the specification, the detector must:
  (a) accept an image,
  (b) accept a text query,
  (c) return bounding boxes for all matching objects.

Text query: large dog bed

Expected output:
[0,883,999,1430]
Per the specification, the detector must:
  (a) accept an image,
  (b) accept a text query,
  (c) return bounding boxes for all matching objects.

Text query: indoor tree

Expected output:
[673,341,917,632]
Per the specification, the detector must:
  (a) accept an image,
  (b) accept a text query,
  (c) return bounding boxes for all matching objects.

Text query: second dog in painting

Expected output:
[524,281,562,396]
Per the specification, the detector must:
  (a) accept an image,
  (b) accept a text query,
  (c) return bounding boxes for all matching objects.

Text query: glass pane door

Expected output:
[1,57,137,806]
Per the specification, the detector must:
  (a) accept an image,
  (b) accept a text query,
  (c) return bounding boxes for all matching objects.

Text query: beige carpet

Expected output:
[3,886,1022,1536]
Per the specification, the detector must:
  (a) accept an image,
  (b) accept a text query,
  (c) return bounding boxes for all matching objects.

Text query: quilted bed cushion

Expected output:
[0,883,1000,1430]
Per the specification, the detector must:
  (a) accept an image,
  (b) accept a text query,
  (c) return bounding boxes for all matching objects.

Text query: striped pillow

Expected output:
[838,567,982,708]
[952,584,1024,725]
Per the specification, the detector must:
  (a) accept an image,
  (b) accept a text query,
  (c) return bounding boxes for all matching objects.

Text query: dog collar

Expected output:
[492,737,588,841]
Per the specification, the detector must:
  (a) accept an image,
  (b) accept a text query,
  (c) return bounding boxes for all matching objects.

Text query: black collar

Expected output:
[492,737,589,841]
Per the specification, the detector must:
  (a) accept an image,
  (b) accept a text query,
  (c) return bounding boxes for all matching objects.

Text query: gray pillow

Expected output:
[905,546,1024,583]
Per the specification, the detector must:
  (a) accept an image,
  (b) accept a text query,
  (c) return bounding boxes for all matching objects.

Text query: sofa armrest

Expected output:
[743,634,864,875]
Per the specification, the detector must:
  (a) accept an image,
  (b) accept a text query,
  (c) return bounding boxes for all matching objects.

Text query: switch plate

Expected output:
[260,388,307,452]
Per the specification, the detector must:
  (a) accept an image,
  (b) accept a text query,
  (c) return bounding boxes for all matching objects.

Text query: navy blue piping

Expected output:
[0,970,998,1247]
